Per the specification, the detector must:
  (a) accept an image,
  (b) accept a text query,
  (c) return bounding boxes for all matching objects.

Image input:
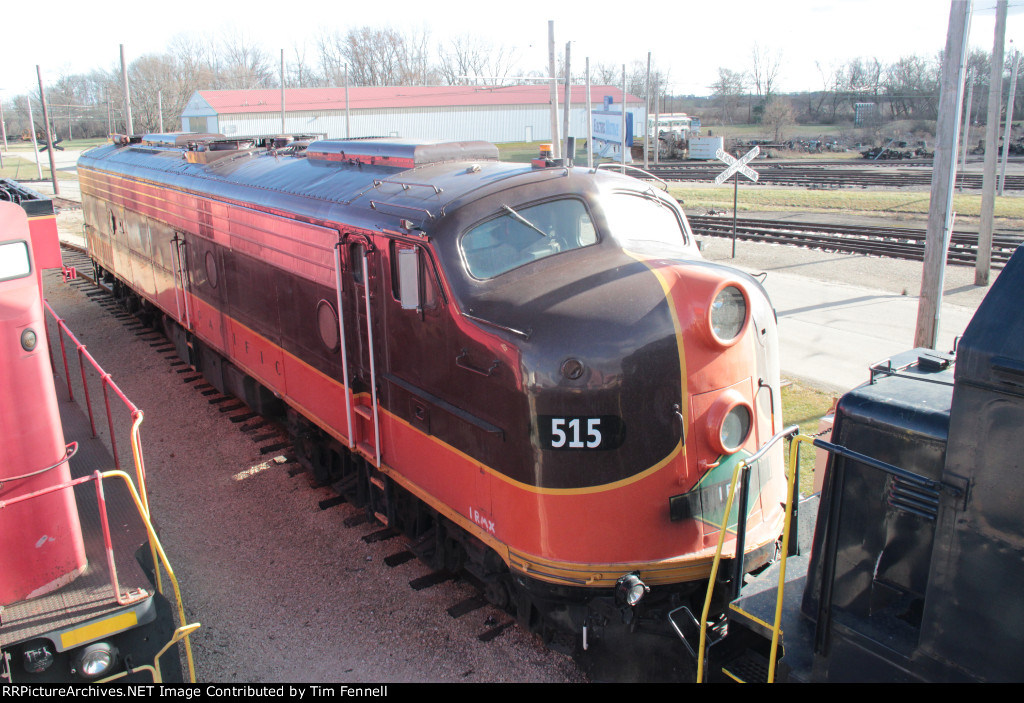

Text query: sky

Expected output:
[3,0,1024,99]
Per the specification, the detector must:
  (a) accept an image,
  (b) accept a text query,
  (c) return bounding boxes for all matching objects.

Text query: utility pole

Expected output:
[37,65,60,196]
[548,21,560,158]
[915,0,971,349]
[958,73,974,183]
[26,96,42,180]
[586,57,593,168]
[280,49,286,134]
[120,44,133,134]
[620,65,627,173]
[999,48,1019,194]
[0,97,8,168]
[562,42,571,163]
[644,53,651,170]
[0,97,6,151]
[654,78,660,166]
[977,0,1007,286]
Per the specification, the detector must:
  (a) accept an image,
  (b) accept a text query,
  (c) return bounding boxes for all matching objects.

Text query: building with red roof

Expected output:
[180,85,644,144]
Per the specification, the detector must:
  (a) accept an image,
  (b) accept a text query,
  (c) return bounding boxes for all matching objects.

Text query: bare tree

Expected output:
[169,33,221,90]
[762,97,795,141]
[846,56,883,99]
[590,62,622,86]
[330,25,438,86]
[438,34,519,85]
[751,43,783,101]
[885,54,940,119]
[314,29,347,86]
[288,40,323,88]
[128,54,185,132]
[710,67,747,124]
[220,29,276,89]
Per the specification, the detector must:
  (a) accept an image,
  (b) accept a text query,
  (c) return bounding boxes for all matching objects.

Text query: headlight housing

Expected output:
[615,573,650,607]
[21,327,37,351]
[719,404,752,453]
[708,284,748,345]
[72,642,118,680]
[706,389,754,455]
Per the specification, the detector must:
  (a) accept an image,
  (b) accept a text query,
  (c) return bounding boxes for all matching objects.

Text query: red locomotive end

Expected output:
[0,203,86,604]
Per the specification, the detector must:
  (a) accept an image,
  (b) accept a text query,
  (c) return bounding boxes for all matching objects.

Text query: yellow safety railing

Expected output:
[0,468,199,683]
[99,624,201,684]
[42,301,198,682]
[101,469,199,683]
[696,426,800,684]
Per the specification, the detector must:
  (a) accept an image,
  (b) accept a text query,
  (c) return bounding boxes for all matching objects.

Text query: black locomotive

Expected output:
[688,244,1024,682]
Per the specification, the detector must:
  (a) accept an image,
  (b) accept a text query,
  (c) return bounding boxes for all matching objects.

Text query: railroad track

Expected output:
[648,163,1024,190]
[689,215,1023,268]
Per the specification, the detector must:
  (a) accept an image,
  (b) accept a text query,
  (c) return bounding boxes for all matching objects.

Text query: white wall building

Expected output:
[180,85,645,144]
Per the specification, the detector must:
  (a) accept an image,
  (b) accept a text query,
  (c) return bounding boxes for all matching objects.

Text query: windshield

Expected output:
[602,192,691,254]
[461,199,597,279]
[0,241,31,281]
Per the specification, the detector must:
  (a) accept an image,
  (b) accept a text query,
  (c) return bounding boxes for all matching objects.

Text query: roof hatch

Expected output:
[306,139,498,168]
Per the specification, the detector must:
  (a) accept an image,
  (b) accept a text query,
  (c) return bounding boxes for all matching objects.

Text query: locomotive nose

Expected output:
[649,259,783,537]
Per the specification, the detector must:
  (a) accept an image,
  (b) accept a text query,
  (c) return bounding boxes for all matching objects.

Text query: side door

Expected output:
[383,239,451,435]
[338,232,384,466]
[169,232,193,331]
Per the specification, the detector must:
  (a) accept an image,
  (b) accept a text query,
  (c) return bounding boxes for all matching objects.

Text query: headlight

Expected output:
[720,405,752,453]
[706,389,754,456]
[615,573,650,607]
[72,642,118,680]
[709,285,747,343]
[21,327,37,351]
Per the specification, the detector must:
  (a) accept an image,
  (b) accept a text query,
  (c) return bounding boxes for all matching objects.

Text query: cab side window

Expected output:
[390,241,439,313]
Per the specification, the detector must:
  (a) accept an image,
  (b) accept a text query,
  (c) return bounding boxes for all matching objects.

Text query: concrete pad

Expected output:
[761,271,975,393]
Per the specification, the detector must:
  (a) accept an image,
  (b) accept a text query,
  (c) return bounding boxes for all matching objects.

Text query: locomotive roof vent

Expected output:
[183,138,256,165]
[306,138,498,168]
[110,133,144,146]
[250,134,320,151]
[142,132,225,147]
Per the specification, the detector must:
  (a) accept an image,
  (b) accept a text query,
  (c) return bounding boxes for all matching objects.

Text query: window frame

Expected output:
[458,196,599,281]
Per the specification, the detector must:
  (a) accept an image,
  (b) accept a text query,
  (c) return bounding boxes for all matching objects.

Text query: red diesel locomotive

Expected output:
[77,134,786,640]
[0,201,192,682]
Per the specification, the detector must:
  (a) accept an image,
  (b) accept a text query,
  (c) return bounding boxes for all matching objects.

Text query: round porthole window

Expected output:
[205,251,218,288]
[317,300,340,352]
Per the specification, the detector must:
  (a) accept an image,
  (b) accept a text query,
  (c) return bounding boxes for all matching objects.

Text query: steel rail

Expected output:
[647,163,1024,190]
[688,215,1022,267]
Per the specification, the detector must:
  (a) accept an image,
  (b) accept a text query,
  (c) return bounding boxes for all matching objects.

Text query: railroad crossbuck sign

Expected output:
[714,146,760,184]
